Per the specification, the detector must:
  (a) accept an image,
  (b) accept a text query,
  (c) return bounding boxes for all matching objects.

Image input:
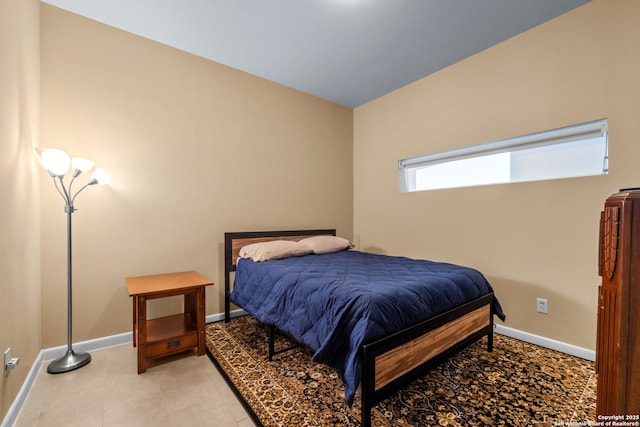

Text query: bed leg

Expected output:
[487,328,494,352]
[268,325,275,361]
[224,267,231,323]
[361,402,372,427]
[361,345,374,427]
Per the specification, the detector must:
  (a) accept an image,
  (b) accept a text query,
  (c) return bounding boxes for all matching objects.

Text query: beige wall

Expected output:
[10,0,635,386]
[0,0,41,420]
[5,0,636,419]
[354,0,640,350]
[39,4,353,348]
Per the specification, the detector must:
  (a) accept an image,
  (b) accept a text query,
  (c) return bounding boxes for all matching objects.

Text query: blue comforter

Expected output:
[230,250,505,405]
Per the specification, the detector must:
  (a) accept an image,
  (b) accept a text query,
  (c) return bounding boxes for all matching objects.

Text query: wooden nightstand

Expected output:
[125,271,214,374]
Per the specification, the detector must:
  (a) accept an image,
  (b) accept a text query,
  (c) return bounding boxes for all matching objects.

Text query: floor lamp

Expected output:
[36,147,110,374]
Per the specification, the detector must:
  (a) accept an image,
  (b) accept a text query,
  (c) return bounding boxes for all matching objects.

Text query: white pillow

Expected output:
[298,235,352,254]
[239,240,313,262]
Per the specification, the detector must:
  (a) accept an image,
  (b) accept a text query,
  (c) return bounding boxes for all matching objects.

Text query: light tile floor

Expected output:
[13,344,255,427]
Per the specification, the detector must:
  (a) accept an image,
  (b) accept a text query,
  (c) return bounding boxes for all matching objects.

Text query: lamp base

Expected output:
[47,349,91,374]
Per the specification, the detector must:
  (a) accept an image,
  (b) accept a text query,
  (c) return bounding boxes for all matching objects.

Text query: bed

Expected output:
[224,229,505,427]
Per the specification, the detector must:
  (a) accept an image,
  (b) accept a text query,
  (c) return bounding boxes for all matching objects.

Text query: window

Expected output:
[399,119,608,192]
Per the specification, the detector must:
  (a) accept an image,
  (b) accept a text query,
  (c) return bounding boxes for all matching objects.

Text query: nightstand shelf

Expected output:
[145,314,198,359]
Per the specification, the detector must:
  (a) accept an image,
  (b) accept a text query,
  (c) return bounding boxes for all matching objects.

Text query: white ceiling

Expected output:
[41,0,590,108]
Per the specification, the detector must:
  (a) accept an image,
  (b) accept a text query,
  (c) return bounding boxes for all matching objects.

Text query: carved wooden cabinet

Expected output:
[597,190,640,416]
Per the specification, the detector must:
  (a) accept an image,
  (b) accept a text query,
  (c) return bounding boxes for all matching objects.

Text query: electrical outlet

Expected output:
[4,348,11,376]
[536,298,549,314]
[4,348,19,376]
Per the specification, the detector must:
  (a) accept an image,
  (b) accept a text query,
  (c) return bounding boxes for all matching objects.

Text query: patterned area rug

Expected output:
[205,315,596,427]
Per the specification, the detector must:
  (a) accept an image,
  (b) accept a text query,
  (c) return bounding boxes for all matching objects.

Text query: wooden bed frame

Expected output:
[224,229,495,427]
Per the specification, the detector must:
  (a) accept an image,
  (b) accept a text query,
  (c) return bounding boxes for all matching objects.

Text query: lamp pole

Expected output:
[47,177,92,373]
[36,148,109,374]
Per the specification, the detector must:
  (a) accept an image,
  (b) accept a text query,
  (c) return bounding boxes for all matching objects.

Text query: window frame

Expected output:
[398,119,608,193]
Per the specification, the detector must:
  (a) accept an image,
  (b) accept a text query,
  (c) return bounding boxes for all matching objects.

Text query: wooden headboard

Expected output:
[224,229,336,322]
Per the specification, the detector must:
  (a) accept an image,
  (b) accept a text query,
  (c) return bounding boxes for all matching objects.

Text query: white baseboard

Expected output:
[205,308,248,323]
[1,351,44,427]
[494,324,595,361]
[1,331,136,427]
[1,309,249,427]
[1,312,587,427]
[40,331,133,362]
[38,309,249,363]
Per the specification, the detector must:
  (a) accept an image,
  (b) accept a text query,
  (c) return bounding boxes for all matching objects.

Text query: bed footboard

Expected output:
[360,293,495,427]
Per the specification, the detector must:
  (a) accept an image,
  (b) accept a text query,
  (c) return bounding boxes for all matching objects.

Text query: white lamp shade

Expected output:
[71,157,95,175]
[39,148,71,176]
[89,168,110,185]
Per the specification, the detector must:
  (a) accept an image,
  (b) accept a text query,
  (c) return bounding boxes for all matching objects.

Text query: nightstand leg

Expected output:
[132,296,138,347]
[184,291,196,321]
[197,287,206,355]
[137,296,147,374]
